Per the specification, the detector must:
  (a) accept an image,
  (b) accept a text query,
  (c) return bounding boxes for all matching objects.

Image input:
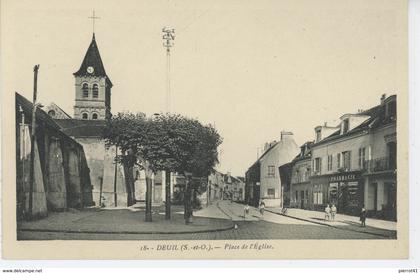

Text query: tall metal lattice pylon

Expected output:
[162,27,175,113]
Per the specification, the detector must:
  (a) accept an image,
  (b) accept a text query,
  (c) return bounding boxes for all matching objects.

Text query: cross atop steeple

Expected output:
[88,10,100,34]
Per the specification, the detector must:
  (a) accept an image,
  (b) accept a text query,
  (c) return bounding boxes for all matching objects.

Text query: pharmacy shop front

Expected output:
[311,171,363,216]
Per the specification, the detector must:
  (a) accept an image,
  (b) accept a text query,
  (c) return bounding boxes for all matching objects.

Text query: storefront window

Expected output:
[329,182,338,205]
[313,184,323,205]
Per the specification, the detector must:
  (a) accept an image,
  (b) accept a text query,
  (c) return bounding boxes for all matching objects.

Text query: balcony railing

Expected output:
[366,157,396,173]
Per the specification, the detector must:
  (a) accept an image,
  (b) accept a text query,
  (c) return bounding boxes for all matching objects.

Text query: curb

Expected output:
[18,222,235,235]
[266,209,395,239]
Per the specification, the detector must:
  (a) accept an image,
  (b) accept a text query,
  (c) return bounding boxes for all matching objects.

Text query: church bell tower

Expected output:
[73,33,112,120]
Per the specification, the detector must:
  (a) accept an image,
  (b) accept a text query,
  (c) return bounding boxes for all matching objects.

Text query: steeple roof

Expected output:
[73,34,113,86]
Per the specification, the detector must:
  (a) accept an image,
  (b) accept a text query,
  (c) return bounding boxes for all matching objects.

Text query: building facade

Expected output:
[308,94,396,219]
[289,142,313,209]
[245,161,260,207]
[245,131,299,208]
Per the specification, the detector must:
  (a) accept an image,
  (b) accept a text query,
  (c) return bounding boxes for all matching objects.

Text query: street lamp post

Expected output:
[162,27,175,220]
[162,27,175,113]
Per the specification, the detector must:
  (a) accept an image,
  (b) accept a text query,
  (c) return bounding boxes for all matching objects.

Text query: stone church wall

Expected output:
[74,137,127,207]
[16,92,94,219]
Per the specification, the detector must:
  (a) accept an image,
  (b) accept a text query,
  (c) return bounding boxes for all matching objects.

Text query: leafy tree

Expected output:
[104,112,222,223]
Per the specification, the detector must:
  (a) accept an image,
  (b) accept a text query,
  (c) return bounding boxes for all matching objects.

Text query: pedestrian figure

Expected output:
[244,204,250,219]
[331,204,337,221]
[360,204,367,227]
[325,204,331,221]
[259,201,265,217]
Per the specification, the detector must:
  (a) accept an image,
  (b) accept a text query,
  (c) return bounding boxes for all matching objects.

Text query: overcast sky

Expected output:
[3,0,403,176]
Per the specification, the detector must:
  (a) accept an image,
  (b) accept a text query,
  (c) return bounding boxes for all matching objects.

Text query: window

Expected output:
[267,165,275,177]
[388,142,397,169]
[342,151,351,170]
[386,100,396,119]
[337,153,341,168]
[267,188,275,198]
[314,157,322,174]
[92,113,98,120]
[327,155,333,171]
[92,84,99,98]
[82,113,88,119]
[48,110,56,117]
[82,83,89,98]
[316,130,321,142]
[313,192,323,205]
[342,119,349,133]
[358,147,366,169]
[313,184,323,205]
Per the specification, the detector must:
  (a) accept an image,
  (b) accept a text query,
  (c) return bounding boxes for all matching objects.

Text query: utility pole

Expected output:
[162,27,175,113]
[113,146,118,207]
[19,106,26,218]
[162,27,175,220]
[28,64,40,219]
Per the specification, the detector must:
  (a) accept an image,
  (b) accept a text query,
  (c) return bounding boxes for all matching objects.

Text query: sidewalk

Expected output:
[18,203,234,235]
[267,207,397,238]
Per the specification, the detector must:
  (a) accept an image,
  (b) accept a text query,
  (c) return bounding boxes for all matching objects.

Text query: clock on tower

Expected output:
[73,34,113,120]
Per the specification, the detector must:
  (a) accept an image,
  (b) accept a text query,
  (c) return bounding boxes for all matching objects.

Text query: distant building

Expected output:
[208,170,225,202]
[245,161,260,207]
[234,176,246,202]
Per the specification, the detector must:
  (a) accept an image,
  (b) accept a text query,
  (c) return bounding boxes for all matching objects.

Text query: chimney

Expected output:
[324,122,327,127]
[264,142,269,152]
[380,93,387,105]
[281,131,294,141]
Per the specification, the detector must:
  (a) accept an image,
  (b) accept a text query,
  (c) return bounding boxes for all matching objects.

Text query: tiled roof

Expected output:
[312,100,395,147]
[55,119,106,138]
[73,34,113,86]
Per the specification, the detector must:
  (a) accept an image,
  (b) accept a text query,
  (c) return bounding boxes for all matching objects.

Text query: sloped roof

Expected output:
[291,141,314,163]
[55,119,106,138]
[73,34,113,86]
[15,92,82,148]
[45,102,72,119]
[312,100,395,147]
[16,92,61,130]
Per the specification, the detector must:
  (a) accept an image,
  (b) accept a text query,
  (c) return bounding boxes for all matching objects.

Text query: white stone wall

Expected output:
[311,132,371,175]
[259,139,299,207]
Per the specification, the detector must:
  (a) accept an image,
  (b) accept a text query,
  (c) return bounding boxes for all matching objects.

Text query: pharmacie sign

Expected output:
[329,173,361,182]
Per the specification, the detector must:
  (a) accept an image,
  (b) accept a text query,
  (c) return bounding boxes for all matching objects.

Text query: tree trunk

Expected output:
[184,175,193,224]
[184,179,188,222]
[145,164,153,222]
[165,170,171,220]
[123,163,135,206]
